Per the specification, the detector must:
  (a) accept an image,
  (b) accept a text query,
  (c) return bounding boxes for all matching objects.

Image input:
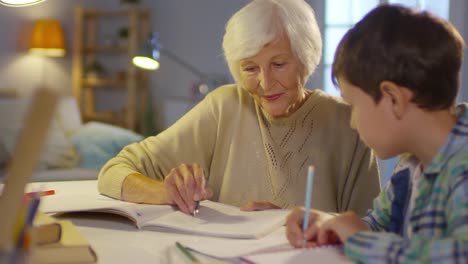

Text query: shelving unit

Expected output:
[72,6,151,132]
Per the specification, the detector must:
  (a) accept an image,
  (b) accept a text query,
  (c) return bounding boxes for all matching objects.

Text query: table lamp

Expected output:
[29,19,65,57]
[0,0,44,6]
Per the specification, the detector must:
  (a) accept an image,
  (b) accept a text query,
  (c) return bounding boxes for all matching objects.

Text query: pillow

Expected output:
[0,97,80,169]
[71,122,144,169]
[56,96,83,137]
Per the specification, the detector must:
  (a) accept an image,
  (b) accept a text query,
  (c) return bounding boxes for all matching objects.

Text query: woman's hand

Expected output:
[163,163,212,214]
[285,207,334,248]
[317,211,370,244]
[240,201,280,211]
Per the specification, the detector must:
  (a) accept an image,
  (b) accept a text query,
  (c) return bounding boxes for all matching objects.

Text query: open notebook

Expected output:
[0,88,60,250]
[39,181,289,239]
[244,245,352,264]
[167,227,352,264]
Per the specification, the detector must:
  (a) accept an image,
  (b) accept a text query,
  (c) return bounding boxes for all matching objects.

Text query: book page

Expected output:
[40,192,176,227]
[182,227,292,258]
[143,200,289,239]
[244,245,353,264]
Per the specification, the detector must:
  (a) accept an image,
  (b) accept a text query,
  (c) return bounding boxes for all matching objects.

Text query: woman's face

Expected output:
[239,34,306,118]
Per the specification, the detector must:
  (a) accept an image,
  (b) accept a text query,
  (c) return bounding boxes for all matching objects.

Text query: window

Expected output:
[323,0,450,185]
[323,0,449,96]
[323,0,379,96]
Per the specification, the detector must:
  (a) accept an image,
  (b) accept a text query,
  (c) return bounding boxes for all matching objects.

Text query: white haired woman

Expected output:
[98,0,380,216]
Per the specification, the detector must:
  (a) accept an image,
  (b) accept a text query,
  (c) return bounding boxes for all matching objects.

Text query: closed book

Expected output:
[33,220,97,264]
[33,212,61,245]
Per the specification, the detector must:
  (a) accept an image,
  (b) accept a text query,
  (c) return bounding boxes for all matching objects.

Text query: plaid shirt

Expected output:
[345,103,468,263]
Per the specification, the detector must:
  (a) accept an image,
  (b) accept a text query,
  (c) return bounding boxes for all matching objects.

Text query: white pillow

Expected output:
[0,97,79,169]
[56,96,83,137]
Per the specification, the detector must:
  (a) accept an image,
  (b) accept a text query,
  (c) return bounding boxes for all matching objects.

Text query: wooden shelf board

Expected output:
[83,46,127,53]
[82,78,126,88]
[84,111,123,123]
[82,9,150,17]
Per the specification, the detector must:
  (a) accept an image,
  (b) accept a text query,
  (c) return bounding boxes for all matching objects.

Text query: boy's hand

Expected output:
[317,211,370,244]
[285,207,334,248]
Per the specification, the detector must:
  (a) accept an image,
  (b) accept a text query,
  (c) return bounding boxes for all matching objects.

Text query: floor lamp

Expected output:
[132,32,217,97]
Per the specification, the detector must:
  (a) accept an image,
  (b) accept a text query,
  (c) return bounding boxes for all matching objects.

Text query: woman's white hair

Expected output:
[222,0,322,85]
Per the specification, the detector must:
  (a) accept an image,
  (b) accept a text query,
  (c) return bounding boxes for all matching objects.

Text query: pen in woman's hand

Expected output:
[192,164,206,216]
[193,201,200,216]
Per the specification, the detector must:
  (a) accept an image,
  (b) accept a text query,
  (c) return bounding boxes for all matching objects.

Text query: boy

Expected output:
[285,4,468,263]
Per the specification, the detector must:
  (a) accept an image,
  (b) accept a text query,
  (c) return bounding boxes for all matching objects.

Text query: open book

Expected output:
[40,192,289,239]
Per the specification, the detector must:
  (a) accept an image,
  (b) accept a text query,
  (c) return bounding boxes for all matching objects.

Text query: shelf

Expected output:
[83,111,123,124]
[82,78,126,88]
[83,46,127,54]
[82,9,150,18]
[73,6,151,132]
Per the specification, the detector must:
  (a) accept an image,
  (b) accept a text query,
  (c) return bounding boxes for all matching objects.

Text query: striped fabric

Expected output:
[345,103,468,263]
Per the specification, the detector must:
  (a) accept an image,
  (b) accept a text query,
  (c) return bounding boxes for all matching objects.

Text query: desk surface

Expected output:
[28,181,350,264]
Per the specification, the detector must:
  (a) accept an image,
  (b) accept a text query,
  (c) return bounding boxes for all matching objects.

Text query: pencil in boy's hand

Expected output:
[302,166,314,247]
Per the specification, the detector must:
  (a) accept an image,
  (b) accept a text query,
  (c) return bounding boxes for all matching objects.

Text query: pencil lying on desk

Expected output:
[175,241,200,263]
[24,190,55,199]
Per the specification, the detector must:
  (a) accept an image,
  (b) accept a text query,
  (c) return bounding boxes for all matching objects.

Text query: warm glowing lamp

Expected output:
[29,19,66,57]
[0,0,44,6]
[133,32,228,100]
[132,32,160,70]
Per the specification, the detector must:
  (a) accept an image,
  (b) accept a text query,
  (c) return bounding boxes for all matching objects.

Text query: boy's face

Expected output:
[339,77,401,159]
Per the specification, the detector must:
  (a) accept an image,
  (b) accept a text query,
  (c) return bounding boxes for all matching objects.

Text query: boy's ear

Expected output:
[379,81,413,120]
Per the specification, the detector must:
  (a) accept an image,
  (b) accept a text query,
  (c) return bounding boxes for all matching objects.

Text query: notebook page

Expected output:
[181,227,292,258]
[245,245,353,264]
[40,192,176,225]
[144,200,289,239]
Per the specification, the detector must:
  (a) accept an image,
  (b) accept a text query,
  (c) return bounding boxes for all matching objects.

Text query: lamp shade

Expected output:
[0,0,44,6]
[29,19,65,57]
[132,32,160,70]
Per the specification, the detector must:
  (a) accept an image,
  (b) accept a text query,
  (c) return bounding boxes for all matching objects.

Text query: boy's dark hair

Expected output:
[332,4,465,110]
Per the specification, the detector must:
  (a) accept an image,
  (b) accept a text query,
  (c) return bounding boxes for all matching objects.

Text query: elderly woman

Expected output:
[98,0,380,216]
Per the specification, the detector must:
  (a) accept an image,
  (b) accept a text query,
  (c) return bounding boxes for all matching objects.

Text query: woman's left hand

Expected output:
[240,201,280,211]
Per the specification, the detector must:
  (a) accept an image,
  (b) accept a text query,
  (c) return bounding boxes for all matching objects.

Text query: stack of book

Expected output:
[33,213,97,263]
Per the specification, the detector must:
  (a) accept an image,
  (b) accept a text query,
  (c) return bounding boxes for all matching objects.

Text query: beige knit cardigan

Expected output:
[98,84,380,216]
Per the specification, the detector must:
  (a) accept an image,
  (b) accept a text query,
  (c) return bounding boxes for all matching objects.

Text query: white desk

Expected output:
[28,181,350,264]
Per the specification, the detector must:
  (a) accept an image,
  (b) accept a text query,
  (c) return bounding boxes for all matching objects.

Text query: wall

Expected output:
[0,0,466,130]
[450,0,468,102]
[0,0,127,96]
[149,0,324,129]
